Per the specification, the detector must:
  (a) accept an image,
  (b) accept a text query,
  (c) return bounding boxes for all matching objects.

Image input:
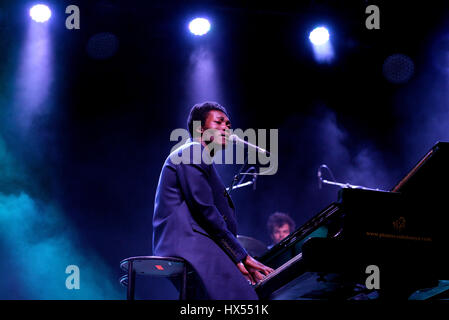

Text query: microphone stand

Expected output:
[318,164,386,192]
[226,179,255,192]
[226,139,266,192]
[227,151,259,193]
[319,178,384,191]
[227,152,249,194]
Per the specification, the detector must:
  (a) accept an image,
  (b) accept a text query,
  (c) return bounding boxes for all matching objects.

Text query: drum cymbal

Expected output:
[237,235,268,257]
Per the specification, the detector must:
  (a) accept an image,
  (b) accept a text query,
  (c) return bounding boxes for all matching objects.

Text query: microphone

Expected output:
[317,168,322,189]
[228,134,270,155]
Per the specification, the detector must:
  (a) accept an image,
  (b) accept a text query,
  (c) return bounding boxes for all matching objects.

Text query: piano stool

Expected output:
[119,256,187,300]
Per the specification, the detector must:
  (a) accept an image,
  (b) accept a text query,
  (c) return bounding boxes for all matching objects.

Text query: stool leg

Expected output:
[179,264,187,300]
[127,261,136,300]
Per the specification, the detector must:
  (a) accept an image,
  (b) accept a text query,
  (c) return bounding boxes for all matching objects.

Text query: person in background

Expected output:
[266,212,296,250]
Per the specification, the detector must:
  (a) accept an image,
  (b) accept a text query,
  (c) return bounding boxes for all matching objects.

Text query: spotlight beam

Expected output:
[309,26,334,64]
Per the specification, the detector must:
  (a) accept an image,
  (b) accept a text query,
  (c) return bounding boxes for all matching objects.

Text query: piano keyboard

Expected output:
[255,252,303,288]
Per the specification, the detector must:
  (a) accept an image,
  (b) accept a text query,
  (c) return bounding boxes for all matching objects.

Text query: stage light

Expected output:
[309,26,334,63]
[309,27,329,46]
[382,53,414,84]
[189,18,211,36]
[29,4,51,23]
[86,32,119,60]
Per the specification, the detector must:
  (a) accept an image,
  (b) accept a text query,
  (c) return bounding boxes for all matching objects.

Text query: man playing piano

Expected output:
[152,101,273,299]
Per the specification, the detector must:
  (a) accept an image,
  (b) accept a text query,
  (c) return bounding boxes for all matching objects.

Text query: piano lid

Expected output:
[391,141,449,194]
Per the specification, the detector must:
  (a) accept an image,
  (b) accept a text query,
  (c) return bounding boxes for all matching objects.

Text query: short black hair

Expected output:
[187,101,230,138]
[267,212,296,235]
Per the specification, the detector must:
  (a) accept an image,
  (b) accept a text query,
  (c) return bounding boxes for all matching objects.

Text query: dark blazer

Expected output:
[152,140,258,299]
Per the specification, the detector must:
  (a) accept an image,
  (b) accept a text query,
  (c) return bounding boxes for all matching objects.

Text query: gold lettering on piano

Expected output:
[365,231,432,242]
[392,216,406,232]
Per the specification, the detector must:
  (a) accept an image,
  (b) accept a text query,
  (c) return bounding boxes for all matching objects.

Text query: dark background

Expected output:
[1,0,449,299]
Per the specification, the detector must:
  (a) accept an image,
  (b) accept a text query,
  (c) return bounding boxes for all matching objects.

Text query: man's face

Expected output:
[200,110,231,147]
[271,223,291,244]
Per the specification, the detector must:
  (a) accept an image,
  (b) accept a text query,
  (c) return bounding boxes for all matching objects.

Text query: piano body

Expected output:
[255,141,449,300]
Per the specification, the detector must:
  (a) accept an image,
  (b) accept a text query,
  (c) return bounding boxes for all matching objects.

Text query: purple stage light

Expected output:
[29,4,51,23]
[189,18,211,36]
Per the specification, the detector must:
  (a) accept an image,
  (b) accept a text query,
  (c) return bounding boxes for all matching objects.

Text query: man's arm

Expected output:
[177,161,274,282]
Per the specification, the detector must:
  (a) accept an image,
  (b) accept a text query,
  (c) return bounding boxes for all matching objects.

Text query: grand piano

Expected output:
[254,141,449,300]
